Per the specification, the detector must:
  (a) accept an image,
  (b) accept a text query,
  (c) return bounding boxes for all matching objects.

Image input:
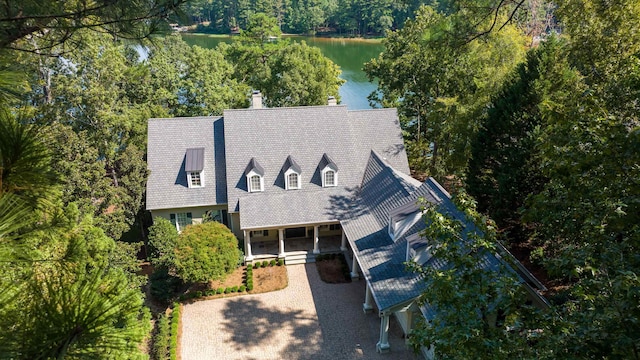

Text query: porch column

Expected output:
[376,313,391,353]
[350,256,360,279]
[278,228,286,258]
[340,230,347,251]
[244,230,254,261]
[363,282,374,313]
[313,225,320,254]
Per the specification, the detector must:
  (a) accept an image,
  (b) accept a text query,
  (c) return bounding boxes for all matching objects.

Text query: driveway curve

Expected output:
[180,263,419,360]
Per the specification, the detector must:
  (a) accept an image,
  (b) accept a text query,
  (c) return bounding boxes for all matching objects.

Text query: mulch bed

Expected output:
[315,253,352,284]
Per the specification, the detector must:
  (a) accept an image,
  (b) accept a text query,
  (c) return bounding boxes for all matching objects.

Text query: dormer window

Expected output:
[185,148,205,189]
[388,201,422,242]
[283,155,301,190]
[287,173,299,189]
[245,158,265,193]
[319,153,338,187]
[189,171,202,187]
[324,170,335,186]
[250,175,263,192]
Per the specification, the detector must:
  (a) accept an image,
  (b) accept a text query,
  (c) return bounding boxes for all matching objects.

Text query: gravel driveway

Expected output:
[180,263,419,360]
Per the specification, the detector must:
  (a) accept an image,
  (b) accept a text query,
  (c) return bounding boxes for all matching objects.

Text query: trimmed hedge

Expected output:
[169,303,181,360]
[152,313,170,360]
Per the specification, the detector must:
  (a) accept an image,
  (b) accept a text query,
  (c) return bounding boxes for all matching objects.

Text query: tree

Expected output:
[148,217,179,269]
[224,13,343,107]
[407,192,546,359]
[465,37,565,240]
[0,0,188,54]
[174,221,241,283]
[364,5,527,178]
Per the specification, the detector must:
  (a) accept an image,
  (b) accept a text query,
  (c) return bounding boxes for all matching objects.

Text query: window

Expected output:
[329,224,341,231]
[287,173,299,189]
[251,230,269,237]
[170,212,192,232]
[189,171,202,187]
[250,175,262,192]
[324,170,335,186]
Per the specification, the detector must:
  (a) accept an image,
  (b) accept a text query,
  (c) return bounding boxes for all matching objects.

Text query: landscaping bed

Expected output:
[315,253,352,283]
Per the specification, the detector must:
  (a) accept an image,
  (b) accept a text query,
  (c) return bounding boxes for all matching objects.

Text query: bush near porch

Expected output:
[174,221,240,283]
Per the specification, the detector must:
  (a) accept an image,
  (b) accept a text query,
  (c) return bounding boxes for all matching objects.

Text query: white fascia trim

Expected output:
[284,168,301,190]
[246,170,264,192]
[321,167,338,187]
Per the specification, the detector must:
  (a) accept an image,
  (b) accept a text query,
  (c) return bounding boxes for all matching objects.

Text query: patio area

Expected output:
[180,263,420,360]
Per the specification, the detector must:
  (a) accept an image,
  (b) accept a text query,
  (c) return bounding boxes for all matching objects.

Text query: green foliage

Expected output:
[0,0,187,54]
[150,267,184,304]
[148,217,180,268]
[365,5,527,178]
[224,15,343,107]
[174,221,241,283]
[153,313,171,360]
[169,303,181,360]
[407,192,545,359]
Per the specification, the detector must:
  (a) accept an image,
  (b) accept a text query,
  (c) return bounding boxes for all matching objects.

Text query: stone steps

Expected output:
[285,252,317,265]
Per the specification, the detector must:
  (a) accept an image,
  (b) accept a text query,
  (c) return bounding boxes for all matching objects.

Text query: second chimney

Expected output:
[252,90,262,109]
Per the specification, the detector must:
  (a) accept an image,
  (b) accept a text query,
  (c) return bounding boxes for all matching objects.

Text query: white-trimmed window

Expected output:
[170,212,192,232]
[324,170,336,187]
[189,171,202,187]
[285,169,301,190]
[287,172,300,190]
[249,174,263,192]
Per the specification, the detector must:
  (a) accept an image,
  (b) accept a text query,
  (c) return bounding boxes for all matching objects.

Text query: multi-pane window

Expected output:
[250,175,262,192]
[170,212,192,232]
[324,170,335,187]
[190,172,202,187]
[287,173,299,189]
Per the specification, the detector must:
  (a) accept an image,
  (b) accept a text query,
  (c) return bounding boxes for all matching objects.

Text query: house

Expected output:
[146,92,547,356]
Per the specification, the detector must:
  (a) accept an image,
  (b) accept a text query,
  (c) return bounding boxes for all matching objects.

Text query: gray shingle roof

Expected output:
[245,158,265,176]
[185,148,205,172]
[319,153,338,171]
[283,155,302,174]
[146,117,227,210]
[223,105,409,219]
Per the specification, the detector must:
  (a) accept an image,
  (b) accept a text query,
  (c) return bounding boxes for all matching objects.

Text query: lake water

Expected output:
[181,34,384,110]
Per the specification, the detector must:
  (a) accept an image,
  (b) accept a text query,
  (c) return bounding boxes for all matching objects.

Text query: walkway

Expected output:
[180,264,419,360]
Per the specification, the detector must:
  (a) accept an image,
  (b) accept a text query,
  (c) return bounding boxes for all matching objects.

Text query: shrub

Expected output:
[169,303,181,360]
[153,313,170,360]
[247,283,254,291]
[277,259,284,266]
[239,285,246,292]
[224,287,231,294]
[269,259,276,267]
[232,286,238,292]
[149,267,183,304]
[253,263,259,269]
[148,218,179,268]
[217,287,224,294]
[174,222,241,283]
[262,260,268,267]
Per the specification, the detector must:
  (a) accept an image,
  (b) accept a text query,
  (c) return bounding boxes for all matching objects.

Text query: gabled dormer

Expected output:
[406,233,433,265]
[245,158,265,193]
[319,153,338,187]
[185,148,205,188]
[283,155,302,190]
[388,201,422,242]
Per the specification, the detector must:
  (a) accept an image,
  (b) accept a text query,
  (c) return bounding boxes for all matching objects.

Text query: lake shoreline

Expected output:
[184,32,384,43]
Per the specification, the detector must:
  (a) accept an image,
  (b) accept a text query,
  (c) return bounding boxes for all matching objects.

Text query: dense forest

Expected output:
[0,0,638,359]
[183,0,554,37]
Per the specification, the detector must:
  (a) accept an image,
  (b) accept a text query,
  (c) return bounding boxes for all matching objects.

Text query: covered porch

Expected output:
[243,223,350,265]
